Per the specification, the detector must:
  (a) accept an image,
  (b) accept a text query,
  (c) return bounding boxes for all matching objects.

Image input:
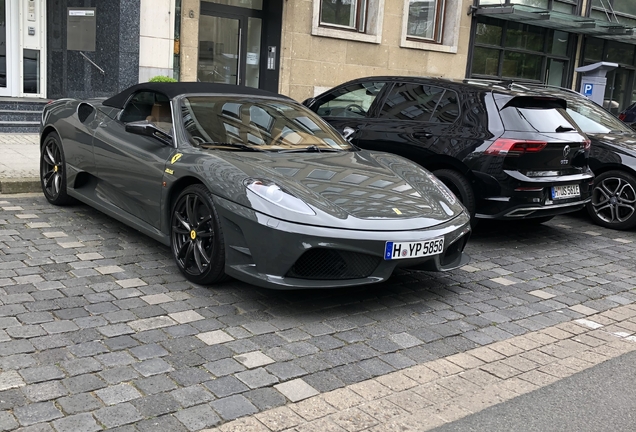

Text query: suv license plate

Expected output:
[551,184,580,200]
[384,238,444,260]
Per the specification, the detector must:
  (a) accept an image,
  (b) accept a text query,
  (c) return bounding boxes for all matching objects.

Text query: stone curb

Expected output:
[0,177,41,194]
[205,304,636,432]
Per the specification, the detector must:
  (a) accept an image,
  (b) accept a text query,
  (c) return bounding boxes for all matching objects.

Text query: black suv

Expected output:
[303,77,593,223]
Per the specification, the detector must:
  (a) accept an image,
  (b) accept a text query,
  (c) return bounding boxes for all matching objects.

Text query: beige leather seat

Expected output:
[146,102,173,132]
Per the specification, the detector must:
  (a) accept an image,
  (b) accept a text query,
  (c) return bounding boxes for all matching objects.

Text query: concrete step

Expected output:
[0,99,47,133]
[0,121,40,133]
[0,110,42,122]
[0,101,48,111]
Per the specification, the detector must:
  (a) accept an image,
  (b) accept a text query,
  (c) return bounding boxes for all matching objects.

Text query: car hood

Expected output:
[200,149,467,230]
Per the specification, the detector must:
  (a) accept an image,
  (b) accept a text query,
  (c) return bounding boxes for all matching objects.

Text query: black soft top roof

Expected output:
[102,82,291,108]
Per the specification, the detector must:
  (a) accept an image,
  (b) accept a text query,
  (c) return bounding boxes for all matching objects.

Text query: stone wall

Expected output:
[46,0,140,99]
[279,0,474,101]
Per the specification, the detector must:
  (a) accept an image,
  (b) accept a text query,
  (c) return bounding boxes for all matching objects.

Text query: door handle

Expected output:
[413,132,432,140]
[99,122,107,128]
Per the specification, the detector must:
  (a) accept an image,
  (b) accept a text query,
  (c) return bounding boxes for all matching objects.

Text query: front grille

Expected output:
[287,249,381,280]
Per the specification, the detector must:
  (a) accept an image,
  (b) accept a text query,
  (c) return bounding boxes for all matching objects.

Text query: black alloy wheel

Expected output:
[587,170,636,230]
[40,132,74,205]
[171,184,227,284]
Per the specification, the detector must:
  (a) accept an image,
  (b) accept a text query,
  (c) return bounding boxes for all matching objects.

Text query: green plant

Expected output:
[148,75,177,83]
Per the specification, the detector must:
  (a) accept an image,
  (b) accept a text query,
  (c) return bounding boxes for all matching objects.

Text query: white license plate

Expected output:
[384,238,444,260]
[551,184,580,200]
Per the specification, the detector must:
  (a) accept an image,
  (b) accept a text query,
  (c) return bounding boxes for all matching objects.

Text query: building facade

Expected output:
[1,0,175,100]
[176,0,474,102]
[4,0,636,113]
[467,0,636,114]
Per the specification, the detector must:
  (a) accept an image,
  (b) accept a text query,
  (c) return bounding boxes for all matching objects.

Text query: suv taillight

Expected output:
[484,139,547,156]
[619,113,626,121]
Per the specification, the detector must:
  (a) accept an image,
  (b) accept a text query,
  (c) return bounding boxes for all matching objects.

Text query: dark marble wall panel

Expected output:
[46,0,140,99]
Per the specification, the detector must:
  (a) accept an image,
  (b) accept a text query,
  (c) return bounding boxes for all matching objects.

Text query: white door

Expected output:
[0,0,19,97]
[20,0,46,98]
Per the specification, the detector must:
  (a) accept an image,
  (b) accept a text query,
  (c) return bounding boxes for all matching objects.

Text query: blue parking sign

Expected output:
[583,83,594,96]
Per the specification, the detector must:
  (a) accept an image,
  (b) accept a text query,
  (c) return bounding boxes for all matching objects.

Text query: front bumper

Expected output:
[214,196,471,290]
[476,172,594,220]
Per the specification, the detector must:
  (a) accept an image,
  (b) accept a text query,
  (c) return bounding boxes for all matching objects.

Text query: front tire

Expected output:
[40,132,75,205]
[587,170,636,230]
[171,184,227,285]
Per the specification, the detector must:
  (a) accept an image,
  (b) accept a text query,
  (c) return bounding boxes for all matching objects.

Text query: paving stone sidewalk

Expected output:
[0,195,636,431]
[0,134,40,193]
[207,303,636,431]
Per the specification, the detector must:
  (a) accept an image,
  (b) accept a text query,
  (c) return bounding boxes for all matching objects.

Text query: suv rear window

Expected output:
[498,96,580,133]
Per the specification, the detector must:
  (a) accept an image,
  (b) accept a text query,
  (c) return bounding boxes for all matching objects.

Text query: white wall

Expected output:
[138,0,176,82]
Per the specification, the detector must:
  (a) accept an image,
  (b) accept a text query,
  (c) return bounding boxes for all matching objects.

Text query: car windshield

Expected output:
[180,96,353,151]
[562,95,632,134]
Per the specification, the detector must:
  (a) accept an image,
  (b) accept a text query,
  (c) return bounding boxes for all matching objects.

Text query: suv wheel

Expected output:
[587,170,636,230]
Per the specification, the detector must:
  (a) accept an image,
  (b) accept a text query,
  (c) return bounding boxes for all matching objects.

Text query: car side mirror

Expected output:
[125,120,172,145]
[342,127,356,142]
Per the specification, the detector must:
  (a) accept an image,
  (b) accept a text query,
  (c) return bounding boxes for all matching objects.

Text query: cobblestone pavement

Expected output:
[1,194,636,431]
[209,304,636,432]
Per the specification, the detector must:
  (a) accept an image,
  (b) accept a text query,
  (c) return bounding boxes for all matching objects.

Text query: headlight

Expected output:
[245,179,315,215]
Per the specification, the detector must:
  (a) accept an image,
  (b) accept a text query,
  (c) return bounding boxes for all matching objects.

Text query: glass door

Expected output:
[198,14,241,85]
[198,4,262,88]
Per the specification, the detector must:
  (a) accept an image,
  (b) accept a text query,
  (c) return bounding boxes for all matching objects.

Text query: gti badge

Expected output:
[560,145,571,165]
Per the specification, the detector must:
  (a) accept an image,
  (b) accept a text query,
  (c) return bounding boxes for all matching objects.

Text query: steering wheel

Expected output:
[345,104,366,115]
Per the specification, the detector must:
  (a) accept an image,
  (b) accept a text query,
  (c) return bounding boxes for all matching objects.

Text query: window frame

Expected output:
[319,0,369,33]
[311,0,385,44]
[588,0,636,20]
[405,0,446,44]
[400,0,463,54]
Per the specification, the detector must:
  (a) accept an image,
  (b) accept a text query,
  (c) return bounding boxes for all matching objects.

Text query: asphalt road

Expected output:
[432,350,636,432]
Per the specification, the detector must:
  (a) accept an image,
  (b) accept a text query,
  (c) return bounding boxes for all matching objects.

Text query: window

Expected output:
[400,0,463,53]
[320,0,368,31]
[312,0,385,44]
[406,0,445,43]
[120,91,173,133]
[181,96,352,150]
[470,16,573,85]
[379,83,459,123]
[591,0,636,18]
[313,82,385,118]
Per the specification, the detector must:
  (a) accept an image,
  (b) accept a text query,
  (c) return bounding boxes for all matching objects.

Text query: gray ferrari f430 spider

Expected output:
[39,83,471,289]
